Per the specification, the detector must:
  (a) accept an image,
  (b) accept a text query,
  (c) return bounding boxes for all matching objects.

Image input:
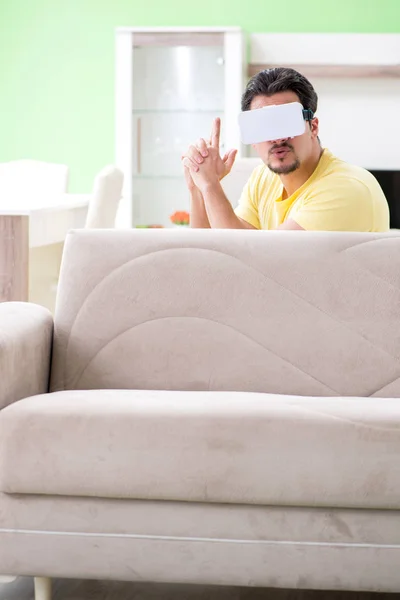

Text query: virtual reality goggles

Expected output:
[238,101,314,145]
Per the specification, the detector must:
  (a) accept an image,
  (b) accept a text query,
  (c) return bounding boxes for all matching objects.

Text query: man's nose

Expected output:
[270,137,290,146]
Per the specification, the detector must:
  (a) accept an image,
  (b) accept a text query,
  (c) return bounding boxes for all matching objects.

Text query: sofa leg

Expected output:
[34,577,52,600]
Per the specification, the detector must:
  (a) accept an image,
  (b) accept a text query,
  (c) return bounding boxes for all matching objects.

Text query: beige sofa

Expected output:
[1,228,400,599]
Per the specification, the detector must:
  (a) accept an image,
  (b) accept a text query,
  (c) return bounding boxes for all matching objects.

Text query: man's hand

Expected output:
[182,118,237,192]
[187,146,223,193]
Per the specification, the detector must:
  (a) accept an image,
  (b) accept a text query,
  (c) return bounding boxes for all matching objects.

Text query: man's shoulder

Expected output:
[317,150,381,195]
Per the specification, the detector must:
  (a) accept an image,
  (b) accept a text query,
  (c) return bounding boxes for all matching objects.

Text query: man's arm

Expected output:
[190,173,301,230]
[277,219,304,230]
[190,186,211,229]
[201,181,256,229]
[183,165,211,228]
[187,152,303,231]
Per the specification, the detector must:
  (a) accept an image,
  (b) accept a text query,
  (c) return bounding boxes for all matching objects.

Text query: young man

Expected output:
[182,68,390,231]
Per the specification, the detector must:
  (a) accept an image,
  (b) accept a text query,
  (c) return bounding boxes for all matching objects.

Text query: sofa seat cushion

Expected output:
[1,389,400,509]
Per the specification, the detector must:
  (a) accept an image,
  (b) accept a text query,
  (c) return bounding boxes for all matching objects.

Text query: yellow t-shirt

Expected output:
[235,149,390,231]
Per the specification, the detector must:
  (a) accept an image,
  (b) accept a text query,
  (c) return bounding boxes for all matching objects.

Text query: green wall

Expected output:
[0,0,399,192]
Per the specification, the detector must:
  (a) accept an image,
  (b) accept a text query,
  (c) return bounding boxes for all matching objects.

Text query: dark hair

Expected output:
[241,67,318,114]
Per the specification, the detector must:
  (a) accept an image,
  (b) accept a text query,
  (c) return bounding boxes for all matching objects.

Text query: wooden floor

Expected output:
[0,578,398,600]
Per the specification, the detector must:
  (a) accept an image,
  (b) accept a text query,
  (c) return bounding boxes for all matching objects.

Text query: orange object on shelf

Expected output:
[170,211,190,226]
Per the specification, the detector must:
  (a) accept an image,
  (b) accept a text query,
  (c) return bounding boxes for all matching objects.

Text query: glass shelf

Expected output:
[131,110,224,177]
[128,42,227,226]
[132,45,224,113]
[133,109,224,114]
[132,175,183,180]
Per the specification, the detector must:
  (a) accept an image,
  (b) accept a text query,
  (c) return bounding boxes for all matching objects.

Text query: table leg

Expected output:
[0,215,29,302]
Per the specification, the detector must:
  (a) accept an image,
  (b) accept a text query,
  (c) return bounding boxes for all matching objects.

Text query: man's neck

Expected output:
[280,145,324,200]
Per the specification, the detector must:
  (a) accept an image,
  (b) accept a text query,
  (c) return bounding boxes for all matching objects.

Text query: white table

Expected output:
[0,194,89,302]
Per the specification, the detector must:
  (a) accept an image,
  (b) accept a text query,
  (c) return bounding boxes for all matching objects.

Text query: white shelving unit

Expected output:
[115,27,246,228]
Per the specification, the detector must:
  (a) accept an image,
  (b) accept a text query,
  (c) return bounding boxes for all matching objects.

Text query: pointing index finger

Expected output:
[211,118,221,149]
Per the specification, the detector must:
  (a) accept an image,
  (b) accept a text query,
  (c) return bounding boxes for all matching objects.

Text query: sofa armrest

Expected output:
[0,302,53,409]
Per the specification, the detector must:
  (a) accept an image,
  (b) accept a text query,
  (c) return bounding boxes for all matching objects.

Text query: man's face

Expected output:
[250,91,319,175]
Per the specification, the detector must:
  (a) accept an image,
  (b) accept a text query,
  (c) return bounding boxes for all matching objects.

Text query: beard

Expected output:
[268,158,301,175]
[267,143,300,175]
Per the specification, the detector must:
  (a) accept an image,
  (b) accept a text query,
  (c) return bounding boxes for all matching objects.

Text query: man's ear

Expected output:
[310,117,319,139]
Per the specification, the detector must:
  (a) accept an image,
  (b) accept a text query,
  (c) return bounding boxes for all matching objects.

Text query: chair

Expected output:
[84,165,124,228]
[29,166,124,314]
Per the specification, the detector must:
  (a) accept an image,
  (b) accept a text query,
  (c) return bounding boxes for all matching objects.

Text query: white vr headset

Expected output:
[238,101,314,145]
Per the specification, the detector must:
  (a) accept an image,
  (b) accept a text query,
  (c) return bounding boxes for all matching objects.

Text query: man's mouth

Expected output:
[271,146,291,159]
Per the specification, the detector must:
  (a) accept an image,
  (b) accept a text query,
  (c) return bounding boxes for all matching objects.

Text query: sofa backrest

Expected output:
[50,229,400,398]
[221,158,262,208]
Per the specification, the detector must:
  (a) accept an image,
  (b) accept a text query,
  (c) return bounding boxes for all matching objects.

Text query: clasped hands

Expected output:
[181,118,237,194]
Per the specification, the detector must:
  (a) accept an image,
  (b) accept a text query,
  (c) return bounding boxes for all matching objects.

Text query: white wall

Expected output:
[316,78,400,170]
[249,34,400,170]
